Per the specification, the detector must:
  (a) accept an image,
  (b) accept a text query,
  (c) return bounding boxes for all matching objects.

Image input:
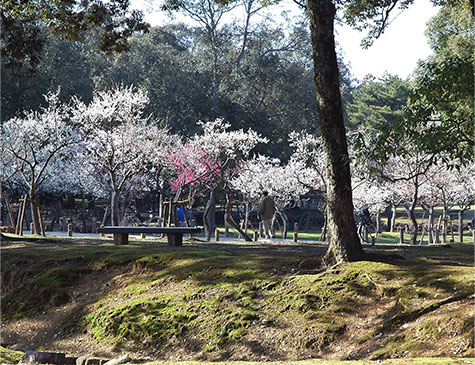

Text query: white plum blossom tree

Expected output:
[352,178,392,234]
[367,152,434,245]
[231,154,318,238]
[434,165,475,242]
[72,85,170,226]
[288,131,329,238]
[1,89,80,234]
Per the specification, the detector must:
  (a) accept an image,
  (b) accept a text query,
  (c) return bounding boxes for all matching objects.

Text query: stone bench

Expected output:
[98,226,201,246]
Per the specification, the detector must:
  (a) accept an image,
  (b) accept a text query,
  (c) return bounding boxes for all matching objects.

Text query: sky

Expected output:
[334,0,439,80]
[131,0,440,81]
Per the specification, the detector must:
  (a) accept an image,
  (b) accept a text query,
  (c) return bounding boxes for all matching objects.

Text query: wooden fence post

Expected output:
[293,231,298,243]
[399,227,404,244]
[253,231,258,242]
[68,224,73,237]
[30,222,35,235]
[215,228,220,242]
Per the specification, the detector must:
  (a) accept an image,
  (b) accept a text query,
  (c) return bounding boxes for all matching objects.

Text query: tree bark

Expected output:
[428,207,434,244]
[29,189,41,235]
[403,201,418,246]
[224,192,252,242]
[306,0,364,263]
[111,190,120,226]
[458,210,465,243]
[203,188,216,241]
[376,210,382,233]
[390,201,397,232]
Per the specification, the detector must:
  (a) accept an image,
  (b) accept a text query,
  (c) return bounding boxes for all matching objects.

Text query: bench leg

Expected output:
[167,233,183,246]
[114,233,129,245]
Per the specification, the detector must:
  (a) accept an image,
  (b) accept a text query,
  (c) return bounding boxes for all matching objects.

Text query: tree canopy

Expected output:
[1,0,148,70]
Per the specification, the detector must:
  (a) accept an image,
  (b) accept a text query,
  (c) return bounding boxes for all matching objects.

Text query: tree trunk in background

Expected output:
[404,202,419,246]
[306,0,364,263]
[320,212,327,242]
[203,188,216,241]
[376,211,382,233]
[428,208,434,244]
[390,202,397,232]
[458,210,465,243]
[29,189,41,235]
[111,190,120,226]
[224,191,252,242]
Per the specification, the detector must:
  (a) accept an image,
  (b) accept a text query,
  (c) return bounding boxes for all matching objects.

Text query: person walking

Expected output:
[258,191,276,239]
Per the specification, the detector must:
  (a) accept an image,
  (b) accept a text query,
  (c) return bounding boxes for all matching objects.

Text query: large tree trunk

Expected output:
[111,190,120,226]
[306,0,364,263]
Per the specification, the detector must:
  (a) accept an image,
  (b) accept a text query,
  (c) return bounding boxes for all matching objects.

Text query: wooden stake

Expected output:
[173,202,179,227]
[180,203,191,227]
[101,206,110,227]
[68,224,73,237]
[419,227,426,245]
[18,195,27,236]
[3,193,14,227]
[15,198,23,235]
[253,231,258,242]
[37,199,45,237]
[168,199,173,227]
[293,231,298,243]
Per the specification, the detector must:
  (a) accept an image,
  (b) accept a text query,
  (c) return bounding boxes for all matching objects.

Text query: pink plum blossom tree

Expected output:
[188,119,268,241]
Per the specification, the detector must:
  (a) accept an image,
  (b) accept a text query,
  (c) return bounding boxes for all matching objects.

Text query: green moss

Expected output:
[370,332,423,360]
[84,296,197,344]
[0,346,24,364]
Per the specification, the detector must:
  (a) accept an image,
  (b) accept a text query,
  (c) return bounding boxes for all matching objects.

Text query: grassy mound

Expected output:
[1,238,474,361]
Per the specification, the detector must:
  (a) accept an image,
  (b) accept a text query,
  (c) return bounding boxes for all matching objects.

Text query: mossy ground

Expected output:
[1,235,474,362]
